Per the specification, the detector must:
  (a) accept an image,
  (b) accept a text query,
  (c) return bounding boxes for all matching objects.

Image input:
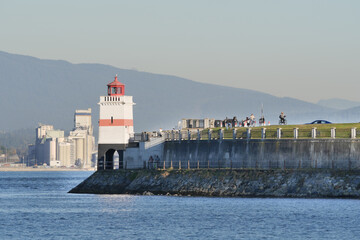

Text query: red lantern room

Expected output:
[107,74,125,96]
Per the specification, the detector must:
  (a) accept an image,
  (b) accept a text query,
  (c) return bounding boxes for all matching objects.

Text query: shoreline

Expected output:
[69,169,360,198]
[0,167,95,172]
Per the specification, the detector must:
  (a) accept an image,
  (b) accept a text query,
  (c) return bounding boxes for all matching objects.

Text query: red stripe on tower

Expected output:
[99,119,134,126]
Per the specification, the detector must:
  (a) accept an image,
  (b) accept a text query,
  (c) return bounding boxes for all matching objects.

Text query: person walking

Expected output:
[250,114,255,127]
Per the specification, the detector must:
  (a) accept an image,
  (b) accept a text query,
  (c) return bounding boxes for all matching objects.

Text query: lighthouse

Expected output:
[97,75,135,170]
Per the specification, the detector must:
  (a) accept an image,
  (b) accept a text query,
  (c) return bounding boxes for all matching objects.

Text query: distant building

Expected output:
[181,118,215,129]
[68,108,95,168]
[27,145,36,166]
[29,109,96,168]
[0,153,20,165]
[8,154,20,163]
[57,140,75,167]
[36,124,54,139]
[74,108,93,130]
[34,124,64,166]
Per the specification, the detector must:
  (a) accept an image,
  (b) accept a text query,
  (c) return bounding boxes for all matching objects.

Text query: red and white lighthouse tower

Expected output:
[97,75,135,170]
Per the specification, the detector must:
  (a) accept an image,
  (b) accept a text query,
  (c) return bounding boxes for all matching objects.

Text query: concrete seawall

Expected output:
[69,169,360,198]
[162,139,360,170]
[85,138,360,198]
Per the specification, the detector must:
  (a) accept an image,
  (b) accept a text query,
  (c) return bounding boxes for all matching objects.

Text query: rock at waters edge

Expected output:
[68,169,360,199]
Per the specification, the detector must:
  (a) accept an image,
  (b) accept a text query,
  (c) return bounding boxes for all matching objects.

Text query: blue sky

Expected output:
[1,0,359,102]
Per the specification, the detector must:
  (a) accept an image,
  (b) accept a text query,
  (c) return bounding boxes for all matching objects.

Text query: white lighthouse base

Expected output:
[97,137,165,170]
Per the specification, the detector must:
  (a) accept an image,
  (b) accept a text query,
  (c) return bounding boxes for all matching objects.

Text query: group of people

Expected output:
[148,155,161,169]
[222,112,287,128]
[222,115,257,128]
[239,114,257,127]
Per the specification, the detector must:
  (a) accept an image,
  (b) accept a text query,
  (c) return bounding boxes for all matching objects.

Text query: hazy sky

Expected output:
[1,0,359,103]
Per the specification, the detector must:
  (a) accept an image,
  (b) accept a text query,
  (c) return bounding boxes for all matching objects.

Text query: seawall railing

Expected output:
[164,127,360,141]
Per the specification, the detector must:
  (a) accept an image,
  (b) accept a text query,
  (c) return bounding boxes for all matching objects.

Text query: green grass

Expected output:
[165,123,360,140]
[200,123,360,139]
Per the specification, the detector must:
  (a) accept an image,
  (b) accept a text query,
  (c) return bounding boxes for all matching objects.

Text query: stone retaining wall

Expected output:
[69,169,360,198]
[162,139,360,170]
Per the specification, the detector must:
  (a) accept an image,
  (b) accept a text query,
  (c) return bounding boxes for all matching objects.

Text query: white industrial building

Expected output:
[30,109,96,168]
[68,109,95,168]
[34,124,64,166]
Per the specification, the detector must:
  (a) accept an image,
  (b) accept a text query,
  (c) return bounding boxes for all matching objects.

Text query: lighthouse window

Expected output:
[111,117,113,124]
[112,87,117,94]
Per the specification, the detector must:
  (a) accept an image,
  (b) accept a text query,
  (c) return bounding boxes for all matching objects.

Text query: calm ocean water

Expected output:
[0,171,359,240]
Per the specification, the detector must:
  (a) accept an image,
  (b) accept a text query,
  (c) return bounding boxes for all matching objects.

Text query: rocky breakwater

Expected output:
[69,169,360,198]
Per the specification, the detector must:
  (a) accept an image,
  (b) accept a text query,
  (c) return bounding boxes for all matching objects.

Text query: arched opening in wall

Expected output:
[105,149,115,170]
[113,151,119,169]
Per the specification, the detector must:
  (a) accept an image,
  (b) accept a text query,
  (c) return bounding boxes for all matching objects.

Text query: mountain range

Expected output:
[317,98,360,110]
[1,51,360,139]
